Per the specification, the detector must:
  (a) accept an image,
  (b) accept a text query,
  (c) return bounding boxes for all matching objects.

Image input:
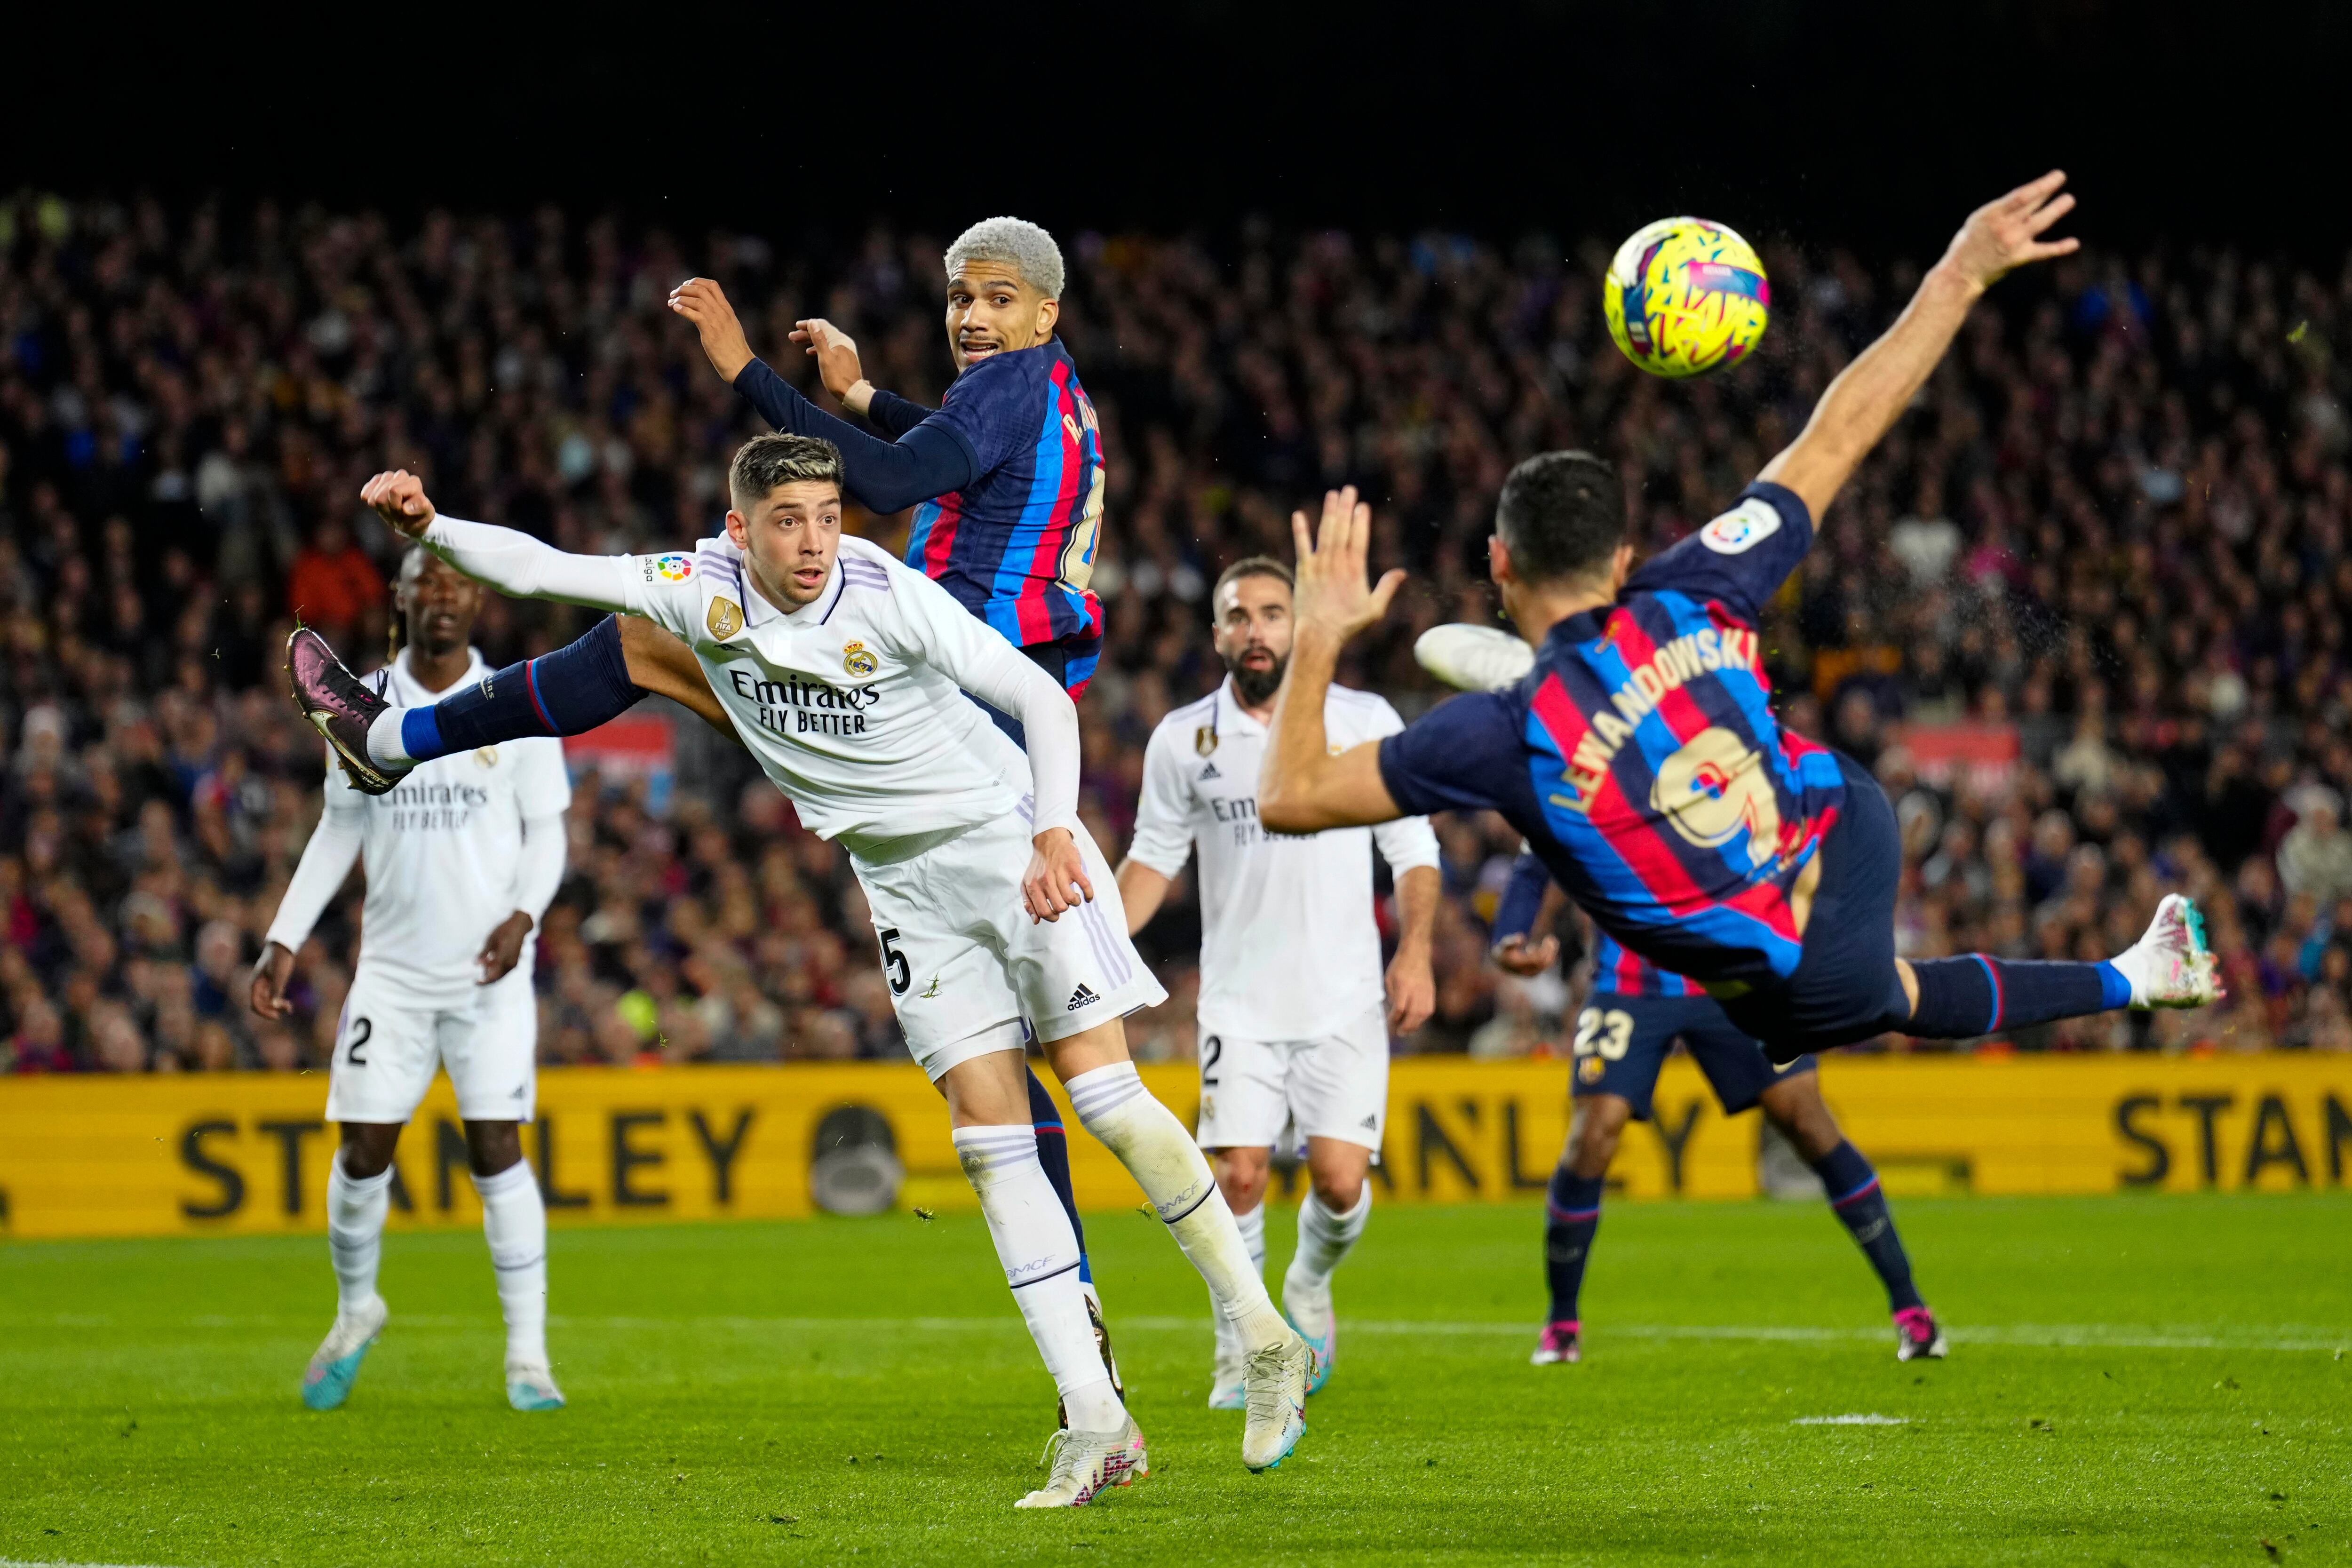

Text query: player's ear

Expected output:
[1610,541,1634,589]
[724,509,748,547]
[1487,533,1512,586]
[1035,296,1060,338]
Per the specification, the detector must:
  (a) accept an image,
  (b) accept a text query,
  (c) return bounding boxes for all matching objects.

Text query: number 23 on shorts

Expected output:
[1573,1006,1632,1061]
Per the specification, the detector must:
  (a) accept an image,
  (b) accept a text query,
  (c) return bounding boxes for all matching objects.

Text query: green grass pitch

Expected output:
[3,1192,2347,1566]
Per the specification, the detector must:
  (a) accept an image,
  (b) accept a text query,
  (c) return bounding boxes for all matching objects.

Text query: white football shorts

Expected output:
[853,812,1166,1081]
[324,961,540,1125]
[1194,1002,1391,1154]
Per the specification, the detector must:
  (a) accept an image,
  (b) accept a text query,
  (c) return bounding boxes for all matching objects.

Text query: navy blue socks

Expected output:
[391,614,642,764]
[1027,1067,1091,1285]
[1904,955,2129,1037]
[1810,1139,1922,1312]
[1542,1167,1605,1324]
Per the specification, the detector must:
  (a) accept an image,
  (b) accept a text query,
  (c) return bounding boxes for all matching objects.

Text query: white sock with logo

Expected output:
[955,1124,1123,1432]
[366,708,417,767]
[1065,1063,1287,1354]
[472,1159,549,1369]
[1287,1182,1371,1292]
[1211,1202,1267,1363]
[326,1151,392,1315]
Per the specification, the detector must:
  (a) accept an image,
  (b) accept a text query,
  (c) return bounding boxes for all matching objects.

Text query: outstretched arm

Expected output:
[362,470,637,612]
[669,280,972,513]
[1258,487,1411,834]
[1759,172,2079,521]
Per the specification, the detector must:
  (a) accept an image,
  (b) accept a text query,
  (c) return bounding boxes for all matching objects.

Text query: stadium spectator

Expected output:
[0,191,2349,1070]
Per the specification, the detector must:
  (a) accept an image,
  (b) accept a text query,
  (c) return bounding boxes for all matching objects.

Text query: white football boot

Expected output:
[506,1361,566,1412]
[1414,624,1534,693]
[1240,1330,1311,1472]
[2109,894,2222,1008]
[1017,1415,1146,1509]
[300,1294,388,1411]
[1281,1274,1336,1395]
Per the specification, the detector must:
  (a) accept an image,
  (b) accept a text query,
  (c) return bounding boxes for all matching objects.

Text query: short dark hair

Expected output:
[730,433,845,513]
[1212,555,1293,605]
[1494,450,1626,585]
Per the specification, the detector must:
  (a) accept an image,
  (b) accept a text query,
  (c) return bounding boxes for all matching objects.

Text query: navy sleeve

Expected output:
[1622,480,1813,625]
[864,389,934,438]
[923,352,1037,478]
[1376,691,1523,818]
[1490,852,1550,942]
[731,358,975,514]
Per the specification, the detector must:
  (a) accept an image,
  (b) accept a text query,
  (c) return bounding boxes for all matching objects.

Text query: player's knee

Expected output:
[1310,1169,1364,1211]
[338,1124,399,1180]
[1209,1149,1270,1211]
[465,1121,524,1177]
[1565,1097,1629,1175]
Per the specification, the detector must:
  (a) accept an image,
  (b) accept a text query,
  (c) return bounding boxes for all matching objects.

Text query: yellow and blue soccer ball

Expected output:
[1603,218,1770,378]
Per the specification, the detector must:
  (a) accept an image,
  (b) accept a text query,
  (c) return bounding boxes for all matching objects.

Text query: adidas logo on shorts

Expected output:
[1359,1114,1378,1130]
[1066,984,1101,1011]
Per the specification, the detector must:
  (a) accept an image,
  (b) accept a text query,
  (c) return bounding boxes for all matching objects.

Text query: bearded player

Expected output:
[1257,176,2217,1098]
[300,437,1312,1505]
[1119,557,1440,1407]
[254,549,571,1413]
[298,218,1120,1405]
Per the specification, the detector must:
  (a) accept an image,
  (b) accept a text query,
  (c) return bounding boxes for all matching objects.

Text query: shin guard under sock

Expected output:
[1543,1167,1604,1325]
[1025,1066,1092,1285]
[375,613,642,765]
[1904,955,2127,1037]
[1810,1140,1923,1312]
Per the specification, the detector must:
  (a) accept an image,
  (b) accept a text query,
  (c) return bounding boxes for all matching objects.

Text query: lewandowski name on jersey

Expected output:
[1379,483,1843,989]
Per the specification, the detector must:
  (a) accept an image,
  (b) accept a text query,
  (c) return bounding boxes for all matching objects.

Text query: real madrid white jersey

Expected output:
[617,533,1067,853]
[269,648,573,1006]
[1127,678,1442,1039]
[413,516,1085,856]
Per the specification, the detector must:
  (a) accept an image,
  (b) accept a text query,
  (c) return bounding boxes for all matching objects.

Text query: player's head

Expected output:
[726,434,845,607]
[1210,556,1295,707]
[392,545,482,659]
[1488,450,1634,611]
[942,217,1063,372]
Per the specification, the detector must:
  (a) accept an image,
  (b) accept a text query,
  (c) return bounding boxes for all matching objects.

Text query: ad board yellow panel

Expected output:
[0,1054,2345,1240]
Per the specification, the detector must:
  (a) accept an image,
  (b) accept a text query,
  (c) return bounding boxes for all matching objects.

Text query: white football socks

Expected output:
[473,1159,549,1369]
[366,708,416,767]
[326,1151,391,1315]
[955,1125,1123,1432]
[1287,1183,1371,1292]
[1212,1202,1268,1361]
[1065,1063,1287,1353]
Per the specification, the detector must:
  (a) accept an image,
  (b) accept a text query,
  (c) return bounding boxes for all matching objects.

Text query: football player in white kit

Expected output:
[314,435,1312,1508]
[1118,557,1441,1407]
[252,548,571,1413]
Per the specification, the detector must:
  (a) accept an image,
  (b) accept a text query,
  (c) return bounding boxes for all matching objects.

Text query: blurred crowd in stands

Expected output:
[2,189,2350,1076]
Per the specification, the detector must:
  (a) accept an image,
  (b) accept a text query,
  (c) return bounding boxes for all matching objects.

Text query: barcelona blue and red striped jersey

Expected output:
[902,338,1106,693]
[1588,932,1705,997]
[1383,481,1844,990]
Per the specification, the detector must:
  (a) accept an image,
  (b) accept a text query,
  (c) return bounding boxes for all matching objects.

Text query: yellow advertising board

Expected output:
[0,1053,2347,1241]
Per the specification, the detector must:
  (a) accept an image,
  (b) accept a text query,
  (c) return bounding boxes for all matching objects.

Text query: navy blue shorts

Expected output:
[1571,993,1817,1121]
[1720,749,1911,1060]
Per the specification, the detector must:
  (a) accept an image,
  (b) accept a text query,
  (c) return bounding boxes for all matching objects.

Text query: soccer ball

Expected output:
[1603,218,1771,378]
